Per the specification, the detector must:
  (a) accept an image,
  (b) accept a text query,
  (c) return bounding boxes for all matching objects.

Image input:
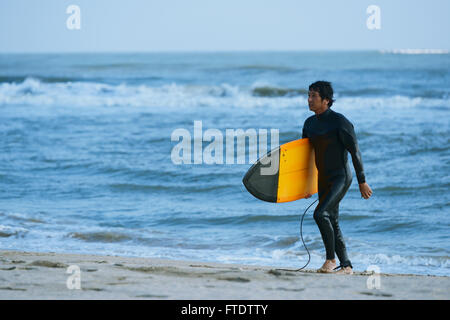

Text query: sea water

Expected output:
[0,51,448,276]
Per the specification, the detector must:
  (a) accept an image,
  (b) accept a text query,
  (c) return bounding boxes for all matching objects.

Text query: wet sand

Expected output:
[0,250,448,299]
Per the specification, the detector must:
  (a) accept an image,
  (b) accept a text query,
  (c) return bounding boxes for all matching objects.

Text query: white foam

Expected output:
[0,77,448,110]
[0,224,29,236]
[335,95,448,109]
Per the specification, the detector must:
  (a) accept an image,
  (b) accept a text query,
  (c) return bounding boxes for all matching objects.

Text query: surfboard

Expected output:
[242,138,318,203]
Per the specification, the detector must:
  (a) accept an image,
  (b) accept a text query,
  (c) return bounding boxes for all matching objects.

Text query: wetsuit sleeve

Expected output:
[338,122,366,184]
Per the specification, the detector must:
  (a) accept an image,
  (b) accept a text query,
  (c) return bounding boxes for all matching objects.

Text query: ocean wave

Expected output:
[0,78,303,109]
[251,86,307,97]
[371,220,422,233]
[339,88,388,96]
[262,235,304,248]
[68,231,132,243]
[73,62,150,70]
[376,185,436,192]
[5,213,45,224]
[108,182,235,193]
[353,252,449,269]
[0,75,80,84]
[235,64,299,72]
[154,214,300,227]
[215,244,449,275]
[205,64,301,73]
[0,77,449,109]
[0,75,164,85]
[0,225,29,238]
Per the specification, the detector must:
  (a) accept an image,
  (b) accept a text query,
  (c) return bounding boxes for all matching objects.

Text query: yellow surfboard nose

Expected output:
[277,138,318,203]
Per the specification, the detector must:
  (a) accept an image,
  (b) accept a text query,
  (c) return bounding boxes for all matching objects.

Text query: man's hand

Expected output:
[304,193,312,199]
[359,183,373,199]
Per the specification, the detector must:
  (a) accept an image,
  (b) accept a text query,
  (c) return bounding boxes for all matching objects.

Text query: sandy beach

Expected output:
[0,250,448,300]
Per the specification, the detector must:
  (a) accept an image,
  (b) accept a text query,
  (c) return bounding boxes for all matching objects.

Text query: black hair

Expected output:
[309,81,335,107]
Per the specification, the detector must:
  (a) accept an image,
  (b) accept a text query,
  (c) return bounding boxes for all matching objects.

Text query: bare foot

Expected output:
[317,259,336,273]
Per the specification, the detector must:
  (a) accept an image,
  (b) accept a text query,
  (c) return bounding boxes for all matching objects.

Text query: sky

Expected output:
[1,0,449,52]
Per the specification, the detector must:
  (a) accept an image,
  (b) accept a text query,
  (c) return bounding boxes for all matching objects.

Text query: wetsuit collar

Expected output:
[316,108,332,120]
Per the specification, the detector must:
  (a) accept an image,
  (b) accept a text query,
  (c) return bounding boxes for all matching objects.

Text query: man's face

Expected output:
[308,90,329,112]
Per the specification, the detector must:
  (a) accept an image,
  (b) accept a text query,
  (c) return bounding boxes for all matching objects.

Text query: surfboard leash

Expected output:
[276,198,318,272]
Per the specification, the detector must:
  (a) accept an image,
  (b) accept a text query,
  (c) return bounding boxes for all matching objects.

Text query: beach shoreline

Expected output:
[0,250,448,300]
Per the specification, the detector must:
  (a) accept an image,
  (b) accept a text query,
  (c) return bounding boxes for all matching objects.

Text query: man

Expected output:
[302,81,372,274]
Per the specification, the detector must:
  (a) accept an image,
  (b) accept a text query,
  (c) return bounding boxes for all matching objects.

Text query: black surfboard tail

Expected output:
[242,148,280,203]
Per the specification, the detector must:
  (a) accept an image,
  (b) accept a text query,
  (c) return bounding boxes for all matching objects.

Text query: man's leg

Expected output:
[314,175,350,272]
[314,207,336,262]
[330,203,352,268]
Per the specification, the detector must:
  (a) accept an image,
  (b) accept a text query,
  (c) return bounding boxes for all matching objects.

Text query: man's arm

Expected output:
[338,120,373,199]
[338,122,366,184]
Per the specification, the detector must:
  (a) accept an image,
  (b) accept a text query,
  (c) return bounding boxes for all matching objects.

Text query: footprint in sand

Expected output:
[217,277,251,283]
[0,287,26,291]
[359,291,393,297]
[29,260,68,268]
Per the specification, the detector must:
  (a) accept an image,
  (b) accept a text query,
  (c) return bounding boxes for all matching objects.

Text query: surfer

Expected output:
[302,81,372,275]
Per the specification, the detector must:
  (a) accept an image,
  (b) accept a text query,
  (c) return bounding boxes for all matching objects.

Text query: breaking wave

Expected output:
[0,77,448,110]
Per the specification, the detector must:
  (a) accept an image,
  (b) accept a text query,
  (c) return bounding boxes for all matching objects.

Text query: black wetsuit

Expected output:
[302,108,365,268]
